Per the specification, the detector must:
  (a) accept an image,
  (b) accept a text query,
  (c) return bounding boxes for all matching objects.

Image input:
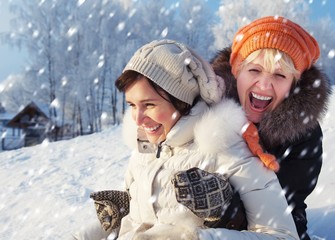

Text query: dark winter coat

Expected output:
[210,47,332,240]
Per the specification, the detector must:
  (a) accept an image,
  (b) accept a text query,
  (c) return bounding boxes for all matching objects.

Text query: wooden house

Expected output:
[0,103,16,151]
[0,102,12,132]
[3,101,50,149]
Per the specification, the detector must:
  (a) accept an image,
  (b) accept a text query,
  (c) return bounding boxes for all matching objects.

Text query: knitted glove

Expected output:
[204,191,248,230]
[90,190,130,232]
[242,122,280,172]
[172,167,233,222]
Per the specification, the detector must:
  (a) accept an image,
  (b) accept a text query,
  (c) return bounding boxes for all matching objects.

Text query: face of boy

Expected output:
[125,76,181,144]
[236,54,295,123]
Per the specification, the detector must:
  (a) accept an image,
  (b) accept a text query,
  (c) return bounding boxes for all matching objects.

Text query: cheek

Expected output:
[277,80,294,98]
[273,82,294,106]
[156,108,180,130]
[131,110,135,120]
[131,109,138,123]
[236,71,249,89]
[155,111,174,124]
[236,76,249,101]
[154,112,168,122]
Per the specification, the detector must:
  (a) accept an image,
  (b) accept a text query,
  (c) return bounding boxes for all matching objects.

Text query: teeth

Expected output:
[144,125,160,132]
[252,92,272,101]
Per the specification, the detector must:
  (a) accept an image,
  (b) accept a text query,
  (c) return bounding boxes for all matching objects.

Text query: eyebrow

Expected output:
[249,62,285,73]
[126,98,161,103]
[248,62,261,67]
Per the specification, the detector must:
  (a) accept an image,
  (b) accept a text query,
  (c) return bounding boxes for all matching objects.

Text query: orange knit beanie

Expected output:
[230,16,320,77]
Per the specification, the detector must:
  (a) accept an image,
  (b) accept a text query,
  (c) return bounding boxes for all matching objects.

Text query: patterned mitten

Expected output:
[172,167,233,222]
[90,190,130,231]
[242,122,279,172]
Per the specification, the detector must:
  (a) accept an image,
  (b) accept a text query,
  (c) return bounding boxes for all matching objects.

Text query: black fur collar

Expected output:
[210,47,332,149]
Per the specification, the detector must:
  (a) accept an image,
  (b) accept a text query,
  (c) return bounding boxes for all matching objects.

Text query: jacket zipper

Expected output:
[156,142,162,158]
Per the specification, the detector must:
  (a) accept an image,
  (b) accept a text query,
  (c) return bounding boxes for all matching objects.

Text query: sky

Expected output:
[0,0,28,81]
[0,0,335,82]
[0,86,334,239]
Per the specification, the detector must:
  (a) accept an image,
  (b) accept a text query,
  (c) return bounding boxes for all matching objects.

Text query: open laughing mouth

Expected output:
[249,92,272,110]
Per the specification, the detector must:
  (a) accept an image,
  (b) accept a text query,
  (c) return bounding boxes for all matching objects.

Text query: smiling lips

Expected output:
[144,124,161,133]
[250,92,272,110]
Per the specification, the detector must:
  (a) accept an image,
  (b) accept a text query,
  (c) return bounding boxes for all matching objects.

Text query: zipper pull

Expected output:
[156,143,162,158]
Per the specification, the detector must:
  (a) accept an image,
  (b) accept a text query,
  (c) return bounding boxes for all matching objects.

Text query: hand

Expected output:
[90,190,130,231]
[172,167,233,222]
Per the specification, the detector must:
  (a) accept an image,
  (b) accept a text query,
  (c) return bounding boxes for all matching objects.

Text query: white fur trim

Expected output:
[122,98,248,154]
[194,98,248,154]
[122,109,138,149]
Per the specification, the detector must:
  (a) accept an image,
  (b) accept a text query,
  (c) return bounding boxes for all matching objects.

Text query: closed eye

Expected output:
[275,73,286,79]
[249,68,260,73]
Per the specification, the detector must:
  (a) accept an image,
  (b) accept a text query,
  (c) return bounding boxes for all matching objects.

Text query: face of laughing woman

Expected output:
[125,76,181,144]
[236,54,295,123]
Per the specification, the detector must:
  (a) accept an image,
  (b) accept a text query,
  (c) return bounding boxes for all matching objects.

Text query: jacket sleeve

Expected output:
[206,138,299,240]
[274,124,323,239]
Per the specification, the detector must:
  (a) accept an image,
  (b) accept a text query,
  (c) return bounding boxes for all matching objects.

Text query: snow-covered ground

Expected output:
[0,88,334,240]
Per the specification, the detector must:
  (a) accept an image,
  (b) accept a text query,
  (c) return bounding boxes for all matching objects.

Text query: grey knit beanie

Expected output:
[123,39,225,105]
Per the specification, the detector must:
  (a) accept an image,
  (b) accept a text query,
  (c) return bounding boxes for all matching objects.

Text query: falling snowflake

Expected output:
[101,112,108,120]
[67,27,78,37]
[161,27,168,38]
[51,98,60,108]
[328,49,335,59]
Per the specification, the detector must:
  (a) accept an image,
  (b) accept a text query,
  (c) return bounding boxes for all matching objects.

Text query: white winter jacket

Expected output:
[118,99,299,240]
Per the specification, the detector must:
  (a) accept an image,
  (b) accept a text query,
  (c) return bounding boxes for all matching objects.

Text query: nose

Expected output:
[133,108,146,126]
[256,75,272,90]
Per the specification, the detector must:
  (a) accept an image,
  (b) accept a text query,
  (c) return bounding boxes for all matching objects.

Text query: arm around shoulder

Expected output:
[214,141,299,239]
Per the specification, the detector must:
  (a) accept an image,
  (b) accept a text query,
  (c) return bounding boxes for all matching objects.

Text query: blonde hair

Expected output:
[239,49,301,81]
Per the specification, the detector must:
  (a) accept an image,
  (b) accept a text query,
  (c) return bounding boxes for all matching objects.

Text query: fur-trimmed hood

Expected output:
[122,99,248,155]
[210,47,332,149]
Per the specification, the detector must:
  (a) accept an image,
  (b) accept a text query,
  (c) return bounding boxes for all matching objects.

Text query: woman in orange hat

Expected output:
[208,16,332,240]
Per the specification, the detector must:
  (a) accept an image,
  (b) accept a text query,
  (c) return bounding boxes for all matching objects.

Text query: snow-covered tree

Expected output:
[2,0,131,136]
[3,0,73,137]
[212,0,309,50]
[211,0,334,83]
[0,74,32,112]
[173,0,215,60]
[309,16,335,83]
[1,0,333,142]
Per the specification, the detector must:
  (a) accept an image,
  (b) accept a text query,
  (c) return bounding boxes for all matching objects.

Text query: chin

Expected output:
[146,137,157,144]
[147,135,161,144]
[247,113,263,123]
